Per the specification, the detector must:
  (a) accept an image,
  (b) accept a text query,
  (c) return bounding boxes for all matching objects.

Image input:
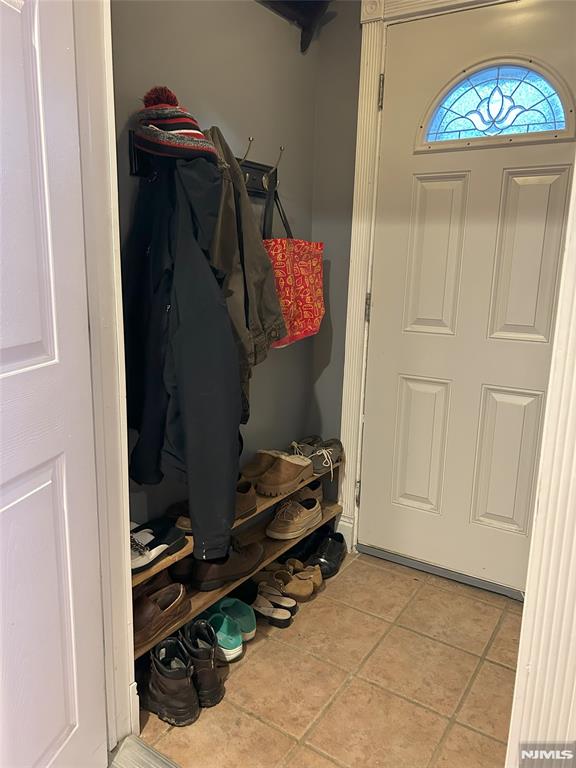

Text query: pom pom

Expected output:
[143,86,179,108]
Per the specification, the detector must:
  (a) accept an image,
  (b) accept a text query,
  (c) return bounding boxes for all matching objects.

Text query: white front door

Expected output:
[359,0,576,590]
[0,1,108,765]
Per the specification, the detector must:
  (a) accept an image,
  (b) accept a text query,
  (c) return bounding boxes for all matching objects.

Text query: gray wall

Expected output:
[308,1,361,438]
[111,0,360,518]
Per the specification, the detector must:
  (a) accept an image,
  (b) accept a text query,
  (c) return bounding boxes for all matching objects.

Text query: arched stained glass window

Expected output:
[426,65,566,143]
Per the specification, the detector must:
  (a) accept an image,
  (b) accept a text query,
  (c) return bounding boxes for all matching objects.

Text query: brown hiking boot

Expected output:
[256,455,313,497]
[236,480,257,519]
[133,584,191,655]
[180,619,228,707]
[192,540,265,591]
[141,637,200,726]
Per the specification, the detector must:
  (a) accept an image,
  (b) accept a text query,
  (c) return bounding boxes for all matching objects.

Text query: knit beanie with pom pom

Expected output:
[134,86,218,161]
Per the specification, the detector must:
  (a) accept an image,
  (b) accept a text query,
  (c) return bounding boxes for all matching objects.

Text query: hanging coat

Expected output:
[122,155,241,560]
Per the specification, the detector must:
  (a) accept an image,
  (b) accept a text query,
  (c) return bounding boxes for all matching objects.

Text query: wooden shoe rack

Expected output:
[133,463,342,659]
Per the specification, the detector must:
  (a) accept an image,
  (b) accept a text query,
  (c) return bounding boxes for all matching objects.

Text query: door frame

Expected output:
[72,0,137,751]
[339,0,576,759]
[70,0,576,758]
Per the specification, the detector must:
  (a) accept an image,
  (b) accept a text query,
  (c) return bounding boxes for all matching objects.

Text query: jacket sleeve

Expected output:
[208,127,286,367]
[235,168,287,365]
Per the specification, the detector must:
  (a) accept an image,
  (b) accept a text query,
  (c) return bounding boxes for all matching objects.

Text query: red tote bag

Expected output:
[262,190,325,348]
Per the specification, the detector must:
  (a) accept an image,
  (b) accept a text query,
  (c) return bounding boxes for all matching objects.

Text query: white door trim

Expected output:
[505,166,576,761]
[337,13,386,547]
[341,0,576,751]
[72,0,136,749]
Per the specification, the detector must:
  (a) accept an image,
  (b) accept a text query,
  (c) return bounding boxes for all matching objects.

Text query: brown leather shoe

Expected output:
[293,478,324,503]
[141,637,200,726]
[192,541,265,591]
[133,584,190,654]
[236,480,257,519]
[132,569,173,601]
[256,455,313,497]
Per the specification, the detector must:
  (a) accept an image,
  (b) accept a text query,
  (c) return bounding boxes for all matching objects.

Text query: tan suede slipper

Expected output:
[241,450,287,481]
[285,558,324,593]
[269,569,314,602]
[256,455,313,497]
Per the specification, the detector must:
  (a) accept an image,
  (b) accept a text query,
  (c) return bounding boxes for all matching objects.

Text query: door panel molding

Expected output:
[488,165,571,343]
[0,0,56,376]
[471,385,543,534]
[1,456,78,766]
[393,375,451,512]
[404,172,468,335]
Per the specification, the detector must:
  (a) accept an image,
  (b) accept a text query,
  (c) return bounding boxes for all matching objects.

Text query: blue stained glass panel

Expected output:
[426,65,566,143]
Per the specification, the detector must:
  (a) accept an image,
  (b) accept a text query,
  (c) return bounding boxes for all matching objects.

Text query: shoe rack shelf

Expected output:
[133,500,342,660]
[132,535,195,589]
[233,462,341,530]
[131,463,340,590]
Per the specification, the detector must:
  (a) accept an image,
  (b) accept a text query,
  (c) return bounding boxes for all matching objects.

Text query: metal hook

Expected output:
[240,136,254,164]
[263,145,285,191]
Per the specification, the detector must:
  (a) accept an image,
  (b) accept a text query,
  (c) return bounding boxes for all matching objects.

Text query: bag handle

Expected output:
[273,192,293,239]
[263,179,293,240]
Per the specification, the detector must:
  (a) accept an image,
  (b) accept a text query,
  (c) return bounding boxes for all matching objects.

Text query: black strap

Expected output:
[263,179,293,240]
[274,192,293,239]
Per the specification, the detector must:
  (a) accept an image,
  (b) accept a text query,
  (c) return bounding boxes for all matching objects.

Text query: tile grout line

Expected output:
[356,554,524,611]
[218,696,301,744]
[265,632,360,674]
[350,673,453,722]
[147,555,519,767]
[302,743,352,768]
[339,560,511,766]
[424,602,511,767]
[267,610,393,674]
[299,674,354,744]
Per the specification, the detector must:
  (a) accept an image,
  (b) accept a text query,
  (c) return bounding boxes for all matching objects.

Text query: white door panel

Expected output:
[1,1,107,766]
[359,0,575,589]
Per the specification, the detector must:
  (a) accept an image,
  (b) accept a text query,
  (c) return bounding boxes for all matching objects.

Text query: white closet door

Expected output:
[1,1,108,765]
[358,0,576,590]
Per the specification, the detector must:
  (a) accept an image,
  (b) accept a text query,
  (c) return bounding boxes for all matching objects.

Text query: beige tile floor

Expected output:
[140,552,521,768]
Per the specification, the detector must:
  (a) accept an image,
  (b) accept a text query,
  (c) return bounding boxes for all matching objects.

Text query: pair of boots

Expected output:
[141,619,228,726]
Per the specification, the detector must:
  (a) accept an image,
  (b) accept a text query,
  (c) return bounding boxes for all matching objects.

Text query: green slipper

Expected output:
[202,612,243,662]
[214,598,257,642]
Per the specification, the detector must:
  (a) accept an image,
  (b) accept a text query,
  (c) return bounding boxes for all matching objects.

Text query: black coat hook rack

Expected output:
[129,130,152,177]
[129,128,284,199]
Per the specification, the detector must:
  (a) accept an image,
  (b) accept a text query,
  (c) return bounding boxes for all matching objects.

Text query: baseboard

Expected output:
[336,517,355,551]
[356,543,525,601]
[129,682,140,736]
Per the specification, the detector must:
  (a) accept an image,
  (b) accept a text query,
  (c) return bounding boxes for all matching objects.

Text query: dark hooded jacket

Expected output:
[122,155,241,559]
